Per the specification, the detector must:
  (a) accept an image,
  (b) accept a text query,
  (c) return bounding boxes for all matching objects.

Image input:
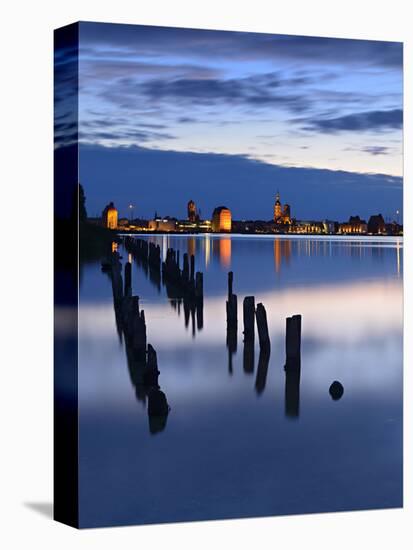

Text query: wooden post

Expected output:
[228,271,233,298]
[243,340,254,374]
[285,314,301,369]
[285,369,300,418]
[226,272,237,330]
[255,348,270,395]
[124,261,132,297]
[182,253,189,282]
[243,296,255,342]
[144,343,160,387]
[255,302,270,350]
[133,309,147,363]
[190,254,195,283]
[195,272,203,299]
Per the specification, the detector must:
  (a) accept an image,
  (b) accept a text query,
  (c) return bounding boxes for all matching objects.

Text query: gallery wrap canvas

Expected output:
[54,21,403,529]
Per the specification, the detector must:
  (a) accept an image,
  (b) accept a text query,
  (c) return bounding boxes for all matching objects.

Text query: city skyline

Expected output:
[75,22,403,223]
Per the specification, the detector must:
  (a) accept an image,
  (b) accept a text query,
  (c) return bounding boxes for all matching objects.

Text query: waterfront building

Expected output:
[102,202,118,229]
[212,206,232,232]
[339,216,367,234]
[290,220,324,234]
[367,214,386,234]
[148,217,177,232]
[322,220,338,234]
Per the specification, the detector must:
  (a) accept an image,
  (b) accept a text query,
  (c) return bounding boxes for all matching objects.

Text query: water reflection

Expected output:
[274,239,292,273]
[78,234,403,526]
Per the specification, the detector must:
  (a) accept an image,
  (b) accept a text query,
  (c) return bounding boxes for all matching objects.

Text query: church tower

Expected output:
[274,192,282,222]
[187,199,197,223]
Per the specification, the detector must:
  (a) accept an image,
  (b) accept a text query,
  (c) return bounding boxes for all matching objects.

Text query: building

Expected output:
[102,202,118,229]
[339,215,367,234]
[148,217,177,232]
[211,206,232,232]
[273,192,291,224]
[187,200,197,223]
[368,214,386,235]
[322,220,338,234]
[290,220,324,234]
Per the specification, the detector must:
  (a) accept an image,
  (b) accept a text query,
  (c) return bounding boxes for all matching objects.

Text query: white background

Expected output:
[0,0,411,548]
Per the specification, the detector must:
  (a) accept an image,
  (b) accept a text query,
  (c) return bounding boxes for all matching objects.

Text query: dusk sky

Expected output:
[76,22,403,220]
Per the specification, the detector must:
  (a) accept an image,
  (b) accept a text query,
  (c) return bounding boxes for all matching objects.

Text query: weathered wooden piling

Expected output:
[143,344,160,387]
[255,348,270,395]
[226,272,238,329]
[132,309,147,362]
[255,302,270,350]
[228,271,233,297]
[285,314,302,369]
[148,388,170,433]
[182,253,189,283]
[147,388,170,416]
[195,272,203,299]
[285,369,300,418]
[243,340,254,374]
[190,254,195,283]
[124,261,132,297]
[243,296,255,342]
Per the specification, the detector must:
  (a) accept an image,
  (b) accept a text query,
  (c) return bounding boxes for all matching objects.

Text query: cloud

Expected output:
[79,22,403,69]
[101,73,312,114]
[343,145,393,156]
[79,127,176,145]
[362,146,391,155]
[302,109,403,133]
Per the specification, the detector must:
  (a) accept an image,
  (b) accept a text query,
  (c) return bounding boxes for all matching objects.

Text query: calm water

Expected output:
[78,235,403,528]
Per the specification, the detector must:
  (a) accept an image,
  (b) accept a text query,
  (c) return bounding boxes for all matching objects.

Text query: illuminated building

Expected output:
[273,192,291,224]
[274,192,282,221]
[283,204,291,224]
[211,206,232,232]
[290,220,324,234]
[148,217,177,232]
[339,216,367,234]
[187,200,197,222]
[322,220,338,234]
[102,202,118,229]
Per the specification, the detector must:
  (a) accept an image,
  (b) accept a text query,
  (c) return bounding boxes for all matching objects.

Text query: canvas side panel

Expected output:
[54,22,79,529]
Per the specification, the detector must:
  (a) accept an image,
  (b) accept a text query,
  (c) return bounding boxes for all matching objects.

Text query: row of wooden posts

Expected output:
[123,236,204,302]
[107,250,170,431]
[226,270,302,370]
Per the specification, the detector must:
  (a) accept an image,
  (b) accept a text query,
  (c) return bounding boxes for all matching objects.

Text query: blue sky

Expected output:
[75,22,403,220]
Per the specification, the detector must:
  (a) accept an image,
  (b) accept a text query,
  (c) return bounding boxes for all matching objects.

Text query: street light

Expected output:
[129,203,134,223]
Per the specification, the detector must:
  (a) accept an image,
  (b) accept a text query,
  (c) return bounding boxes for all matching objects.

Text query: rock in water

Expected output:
[329,381,344,400]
